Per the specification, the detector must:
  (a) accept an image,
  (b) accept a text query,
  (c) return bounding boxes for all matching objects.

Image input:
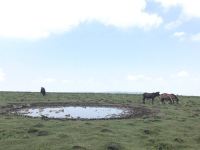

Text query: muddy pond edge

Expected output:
[1,102,159,121]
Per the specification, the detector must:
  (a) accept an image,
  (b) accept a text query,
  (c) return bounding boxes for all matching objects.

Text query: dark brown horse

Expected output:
[143,92,160,104]
[160,93,179,104]
[40,87,46,96]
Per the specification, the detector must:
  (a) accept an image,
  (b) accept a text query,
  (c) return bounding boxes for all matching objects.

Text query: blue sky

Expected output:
[0,0,200,95]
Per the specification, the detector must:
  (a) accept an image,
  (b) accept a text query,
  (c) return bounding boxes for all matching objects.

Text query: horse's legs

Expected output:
[143,97,145,104]
[169,99,173,104]
[161,98,165,104]
[168,96,173,104]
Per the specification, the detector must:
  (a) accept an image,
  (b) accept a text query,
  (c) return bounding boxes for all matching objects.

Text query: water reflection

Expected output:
[17,106,129,119]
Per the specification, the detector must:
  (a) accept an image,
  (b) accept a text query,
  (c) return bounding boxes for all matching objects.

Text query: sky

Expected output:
[0,0,200,95]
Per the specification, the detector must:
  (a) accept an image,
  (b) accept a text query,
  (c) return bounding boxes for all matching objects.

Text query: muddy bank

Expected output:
[0,102,158,120]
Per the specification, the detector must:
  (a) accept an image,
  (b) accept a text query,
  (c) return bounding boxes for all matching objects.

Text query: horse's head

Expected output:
[155,92,160,96]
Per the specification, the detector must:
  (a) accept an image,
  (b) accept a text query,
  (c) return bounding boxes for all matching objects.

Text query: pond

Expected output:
[16,106,130,119]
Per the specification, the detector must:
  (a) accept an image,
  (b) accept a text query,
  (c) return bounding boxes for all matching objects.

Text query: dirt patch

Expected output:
[1,102,158,120]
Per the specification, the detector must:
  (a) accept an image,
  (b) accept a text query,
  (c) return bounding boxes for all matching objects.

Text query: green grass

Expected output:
[0,91,200,150]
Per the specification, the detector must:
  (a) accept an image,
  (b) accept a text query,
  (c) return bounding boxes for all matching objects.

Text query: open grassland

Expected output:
[0,92,200,150]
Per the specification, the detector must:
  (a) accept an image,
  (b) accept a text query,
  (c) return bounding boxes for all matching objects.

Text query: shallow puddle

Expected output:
[17,106,130,119]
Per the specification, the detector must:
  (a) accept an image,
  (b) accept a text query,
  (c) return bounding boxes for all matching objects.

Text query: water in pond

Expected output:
[17,106,129,119]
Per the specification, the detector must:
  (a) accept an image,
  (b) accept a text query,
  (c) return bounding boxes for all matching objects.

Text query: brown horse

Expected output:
[160,93,179,104]
[170,94,179,104]
[143,92,160,104]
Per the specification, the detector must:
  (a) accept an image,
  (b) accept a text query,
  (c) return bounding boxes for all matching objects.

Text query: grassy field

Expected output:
[0,92,200,150]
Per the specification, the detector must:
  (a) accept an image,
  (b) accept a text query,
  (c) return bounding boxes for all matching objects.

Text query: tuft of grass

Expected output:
[27,128,38,133]
[37,130,49,136]
[72,145,87,150]
[155,142,173,150]
[106,142,121,150]
[100,128,113,133]
[33,123,44,128]
[174,138,184,143]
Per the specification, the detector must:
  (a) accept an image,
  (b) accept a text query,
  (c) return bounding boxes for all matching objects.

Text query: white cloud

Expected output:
[173,31,186,41]
[155,0,200,18]
[154,0,179,8]
[172,31,200,42]
[165,20,183,30]
[171,70,190,78]
[173,31,185,37]
[155,0,200,29]
[0,68,6,82]
[0,0,162,39]
[190,33,200,42]
[177,71,189,78]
